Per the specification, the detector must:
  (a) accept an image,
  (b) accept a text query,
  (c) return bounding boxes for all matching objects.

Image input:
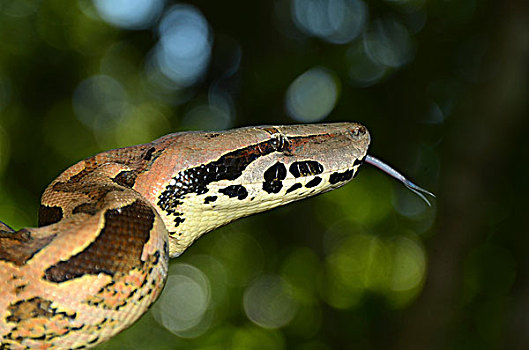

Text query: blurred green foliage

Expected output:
[1,0,528,349]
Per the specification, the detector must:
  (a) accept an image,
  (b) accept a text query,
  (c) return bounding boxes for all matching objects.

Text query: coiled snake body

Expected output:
[0,123,432,349]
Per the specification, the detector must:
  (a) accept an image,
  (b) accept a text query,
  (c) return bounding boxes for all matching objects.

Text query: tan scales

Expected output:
[0,123,433,349]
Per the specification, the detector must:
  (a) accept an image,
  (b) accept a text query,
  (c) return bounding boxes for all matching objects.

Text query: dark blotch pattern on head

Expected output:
[329,169,355,185]
[305,176,322,188]
[174,217,185,227]
[354,157,365,167]
[286,183,302,194]
[263,162,287,194]
[219,185,248,200]
[289,161,324,178]
[204,196,217,204]
[157,138,280,218]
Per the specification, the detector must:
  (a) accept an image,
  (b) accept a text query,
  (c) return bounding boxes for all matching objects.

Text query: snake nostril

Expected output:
[349,125,366,139]
[358,126,366,135]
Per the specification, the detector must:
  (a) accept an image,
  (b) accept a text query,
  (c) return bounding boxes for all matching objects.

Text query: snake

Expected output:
[0,122,434,349]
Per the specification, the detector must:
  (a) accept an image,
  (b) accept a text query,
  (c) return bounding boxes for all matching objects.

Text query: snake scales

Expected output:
[0,123,433,349]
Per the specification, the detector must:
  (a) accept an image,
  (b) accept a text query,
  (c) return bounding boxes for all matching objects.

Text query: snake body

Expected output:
[0,123,374,348]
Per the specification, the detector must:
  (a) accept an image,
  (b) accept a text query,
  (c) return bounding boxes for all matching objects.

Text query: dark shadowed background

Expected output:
[0,0,528,349]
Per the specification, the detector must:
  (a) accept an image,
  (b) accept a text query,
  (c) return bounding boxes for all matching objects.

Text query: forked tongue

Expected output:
[365,155,435,206]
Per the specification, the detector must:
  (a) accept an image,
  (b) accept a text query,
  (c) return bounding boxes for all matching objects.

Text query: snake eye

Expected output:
[270,133,289,152]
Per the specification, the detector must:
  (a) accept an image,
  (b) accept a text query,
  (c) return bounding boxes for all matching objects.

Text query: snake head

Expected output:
[153,122,371,255]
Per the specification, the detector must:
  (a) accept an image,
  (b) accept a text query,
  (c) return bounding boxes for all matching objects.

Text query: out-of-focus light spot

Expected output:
[93,0,164,29]
[317,174,393,227]
[393,184,429,217]
[153,5,212,87]
[143,61,193,104]
[72,75,129,131]
[182,92,234,130]
[343,235,388,290]
[424,79,463,124]
[291,0,367,44]
[363,18,414,68]
[210,35,243,78]
[152,263,211,336]
[280,247,320,303]
[182,104,232,130]
[114,103,170,146]
[186,254,229,306]
[287,305,323,339]
[323,231,427,309]
[244,275,298,329]
[78,0,100,20]
[0,0,39,17]
[322,233,386,308]
[322,219,367,256]
[347,43,387,87]
[286,67,339,123]
[426,102,445,124]
[389,237,426,292]
[424,79,462,124]
[209,89,235,117]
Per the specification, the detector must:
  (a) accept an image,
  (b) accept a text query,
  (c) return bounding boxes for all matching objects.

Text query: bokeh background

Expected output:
[0,0,527,349]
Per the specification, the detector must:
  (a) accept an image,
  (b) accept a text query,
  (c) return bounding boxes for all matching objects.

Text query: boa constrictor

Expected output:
[0,123,433,349]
